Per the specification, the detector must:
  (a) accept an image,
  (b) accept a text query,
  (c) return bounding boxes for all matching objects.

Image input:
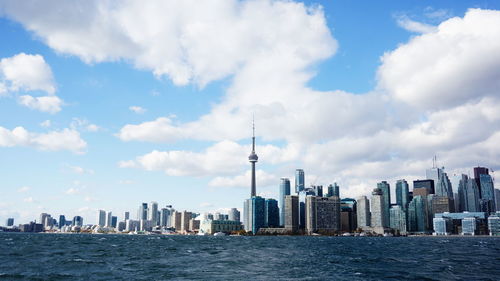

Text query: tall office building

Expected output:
[228,208,240,222]
[39,213,50,226]
[480,174,496,213]
[474,166,489,198]
[244,196,265,234]
[265,199,279,227]
[413,179,435,195]
[248,120,258,197]
[111,216,118,228]
[427,166,453,198]
[97,210,106,227]
[306,196,340,234]
[295,169,305,193]
[357,195,370,229]
[124,211,130,220]
[396,180,410,210]
[160,207,172,227]
[106,211,113,227]
[466,178,481,212]
[389,205,407,234]
[149,201,159,226]
[327,183,340,197]
[279,178,291,226]
[370,188,385,229]
[340,198,357,232]
[408,196,428,233]
[171,211,182,231]
[456,174,469,212]
[180,211,192,233]
[285,195,299,232]
[377,181,391,227]
[312,185,323,197]
[72,216,83,227]
[6,218,14,227]
[58,215,65,228]
[137,203,148,220]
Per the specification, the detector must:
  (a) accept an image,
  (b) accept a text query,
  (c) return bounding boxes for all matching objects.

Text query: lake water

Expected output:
[0,233,499,280]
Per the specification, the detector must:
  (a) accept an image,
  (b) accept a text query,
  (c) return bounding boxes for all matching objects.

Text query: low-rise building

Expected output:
[199,220,243,234]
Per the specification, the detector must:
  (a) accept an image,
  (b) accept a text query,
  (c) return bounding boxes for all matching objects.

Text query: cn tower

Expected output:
[248,119,258,197]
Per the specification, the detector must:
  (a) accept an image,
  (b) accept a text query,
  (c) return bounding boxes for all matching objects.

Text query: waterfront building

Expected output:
[413,179,434,195]
[72,216,83,227]
[57,215,65,228]
[160,207,172,227]
[479,174,496,213]
[396,180,410,210]
[171,211,182,231]
[285,195,299,232]
[124,211,130,220]
[97,210,106,227]
[117,221,125,232]
[356,195,371,230]
[189,219,200,232]
[427,166,453,199]
[370,188,385,231]
[462,217,478,235]
[327,183,340,197]
[488,212,500,236]
[298,188,315,229]
[433,217,452,235]
[456,174,469,212]
[106,211,113,227]
[431,196,452,215]
[466,179,481,212]
[295,169,305,193]
[125,219,139,232]
[111,216,117,228]
[137,203,148,220]
[149,201,159,226]
[6,218,14,227]
[279,178,291,226]
[228,208,240,222]
[389,205,407,234]
[305,196,340,234]
[200,220,243,234]
[474,166,489,197]
[181,211,192,233]
[340,198,357,232]
[265,199,279,228]
[408,196,428,233]
[377,181,390,227]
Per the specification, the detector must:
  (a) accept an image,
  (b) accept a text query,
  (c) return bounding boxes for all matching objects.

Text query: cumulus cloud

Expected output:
[70,118,101,132]
[0,126,87,153]
[129,106,146,114]
[379,9,500,111]
[18,95,62,113]
[40,120,51,128]
[395,15,437,33]
[209,169,277,188]
[0,52,55,94]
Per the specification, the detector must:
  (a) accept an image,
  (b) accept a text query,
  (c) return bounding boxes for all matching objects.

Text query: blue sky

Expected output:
[1,0,500,225]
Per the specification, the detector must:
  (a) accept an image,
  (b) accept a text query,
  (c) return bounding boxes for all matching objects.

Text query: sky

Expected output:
[1,0,500,225]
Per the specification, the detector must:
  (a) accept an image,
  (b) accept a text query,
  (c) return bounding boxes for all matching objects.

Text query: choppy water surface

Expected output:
[0,233,499,280]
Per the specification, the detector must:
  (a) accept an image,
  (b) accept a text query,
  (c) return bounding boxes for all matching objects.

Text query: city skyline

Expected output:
[2,1,500,225]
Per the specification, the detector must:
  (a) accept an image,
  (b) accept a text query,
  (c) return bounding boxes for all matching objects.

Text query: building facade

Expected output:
[279,178,291,226]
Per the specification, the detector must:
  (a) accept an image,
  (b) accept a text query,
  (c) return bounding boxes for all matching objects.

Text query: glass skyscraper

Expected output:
[279,178,291,226]
[480,174,496,213]
[295,169,305,193]
[265,199,279,228]
[377,181,391,227]
[396,179,409,210]
[327,183,340,197]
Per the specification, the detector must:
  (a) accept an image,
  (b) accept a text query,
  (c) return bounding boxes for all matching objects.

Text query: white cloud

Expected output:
[66,164,94,175]
[0,126,87,153]
[118,160,137,168]
[65,187,80,195]
[18,94,62,113]
[129,106,146,114]
[395,15,437,33]
[23,197,35,203]
[209,169,277,188]
[0,52,55,94]
[379,9,500,111]
[17,186,30,193]
[70,118,101,132]
[40,120,51,128]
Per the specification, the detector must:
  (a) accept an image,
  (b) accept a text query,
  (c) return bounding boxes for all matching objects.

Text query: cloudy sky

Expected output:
[1,0,500,225]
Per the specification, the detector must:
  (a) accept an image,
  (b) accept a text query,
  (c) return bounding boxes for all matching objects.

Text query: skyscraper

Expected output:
[124,211,130,220]
[327,183,340,197]
[377,181,390,227]
[408,196,428,233]
[413,179,435,195]
[138,203,148,220]
[6,218,14,227]
[149,201,159,226]
[474,166,489,198]
[306,196,340,234]
[426,166,453,198]
[495,189,500,212]
[389,205,407,234]
[295,169,305,193]
[265,199,279,228]
[279,178,291,226]
[466,178,481,212]
[356,195,370,229]
[72,216,83,227]
[228,208,240,222]
[396,179,410,210]
[245,196,265,234]
[370,188,385,230]
[97,210,106,227]
[480,174,496,213]
[58,215,65,228]
[106,211,113,227]
[161,207,173,227]
[285,195,299,232]
[248,120,258,197]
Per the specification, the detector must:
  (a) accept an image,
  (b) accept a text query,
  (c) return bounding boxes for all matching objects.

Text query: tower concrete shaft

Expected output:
[248,119,258,197]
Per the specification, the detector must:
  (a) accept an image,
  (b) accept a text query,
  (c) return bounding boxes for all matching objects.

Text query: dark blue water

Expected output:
[1,233,499,280]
